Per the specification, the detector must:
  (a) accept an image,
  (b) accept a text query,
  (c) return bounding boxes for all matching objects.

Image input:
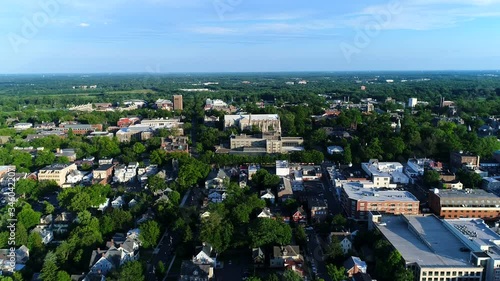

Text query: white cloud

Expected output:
[343,0,500,30]
[79,22,90,27]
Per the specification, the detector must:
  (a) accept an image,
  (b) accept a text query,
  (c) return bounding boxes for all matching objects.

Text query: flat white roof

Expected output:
[362,162,404,178]
[342,182,418,202]
[377,215,478,268]
[445,218,500,259]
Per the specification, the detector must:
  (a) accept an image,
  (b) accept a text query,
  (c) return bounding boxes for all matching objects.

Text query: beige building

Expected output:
[38,164,77,187]
[173,95,183,111]
[224,114,281,134]
[229,134,303,154]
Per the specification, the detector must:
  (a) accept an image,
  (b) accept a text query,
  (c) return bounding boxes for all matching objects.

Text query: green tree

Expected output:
[147,175,167,193]
[332,214,347,230]
[248,218,292,248]
[294,226,307,245]
[343,144,352,164]
[14,179,37,198]
[0,232,9,248]
[266,274,279,281]
[56,271,72,281]
[252,169,280,190]
[40,251,59,281]
[69,192,92,212]
[156,261,166,279]
[169,190,181,205]
[18,204,42,229]
[325,237,344,262]
[326,264,347,281]
[423,169,440,187]
[139,220,161,249]
[282,269,302,281]
[28,232,43,251]
[110,261,145,281]
[56,156,70,164]
[44,201,55,214]
[457,169,483,188]
[16,223,28,246]
[200,211,233,253]
[133,142,146,155]
[35,150,56,168]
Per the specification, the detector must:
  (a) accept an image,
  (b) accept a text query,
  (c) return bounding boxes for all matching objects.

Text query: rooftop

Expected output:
[376,214,477,268]
[276,160,289,169]
[444,218,500,259]
[342,182,418,202]
[362,160,404,178]
[432,188,499,199]
[40,164,74,171]
[225,114,280,122]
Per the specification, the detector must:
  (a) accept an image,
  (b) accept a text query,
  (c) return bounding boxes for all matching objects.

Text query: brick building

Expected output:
[340,182,420,221]
[428,188,500,220]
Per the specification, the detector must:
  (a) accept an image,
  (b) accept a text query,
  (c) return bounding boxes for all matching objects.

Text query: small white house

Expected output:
[128,198,138,208]
[330,232,353,255]
[33,227,54,244]
[111,196,125,209]
[260,189,275,204]
[192,243,216,266]
[66,170,84,184]
[257,208,273,219]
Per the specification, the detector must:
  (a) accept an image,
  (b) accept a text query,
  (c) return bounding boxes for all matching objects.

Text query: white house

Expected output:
[208,191,226,203]
[111,196,125,209]
[327,146,344,155]
[257,208,273,219]
[260,189,275,204]
[32,227,54,244]
[89,237,141,275]
[192,243,216,266]
[330,232,353,255]
[66,170,84,184]
[128,198,138,208]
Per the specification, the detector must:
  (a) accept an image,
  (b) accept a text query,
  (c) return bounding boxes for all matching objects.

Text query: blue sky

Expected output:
[1,0,500,73]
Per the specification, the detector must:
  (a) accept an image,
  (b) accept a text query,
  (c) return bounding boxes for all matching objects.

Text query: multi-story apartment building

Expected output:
[369,213,484,281]
[450,151,480,169]
[341,182,420,220]
[428,188,500,220]
[361,159,409,188]
[38,163,77,187]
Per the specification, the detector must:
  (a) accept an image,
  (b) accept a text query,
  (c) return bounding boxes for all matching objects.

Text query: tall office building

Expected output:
[173,95,183,111]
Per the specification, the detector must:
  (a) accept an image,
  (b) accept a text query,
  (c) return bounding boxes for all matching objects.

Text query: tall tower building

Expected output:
[408,98,418,108]
[173,95,183,111]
